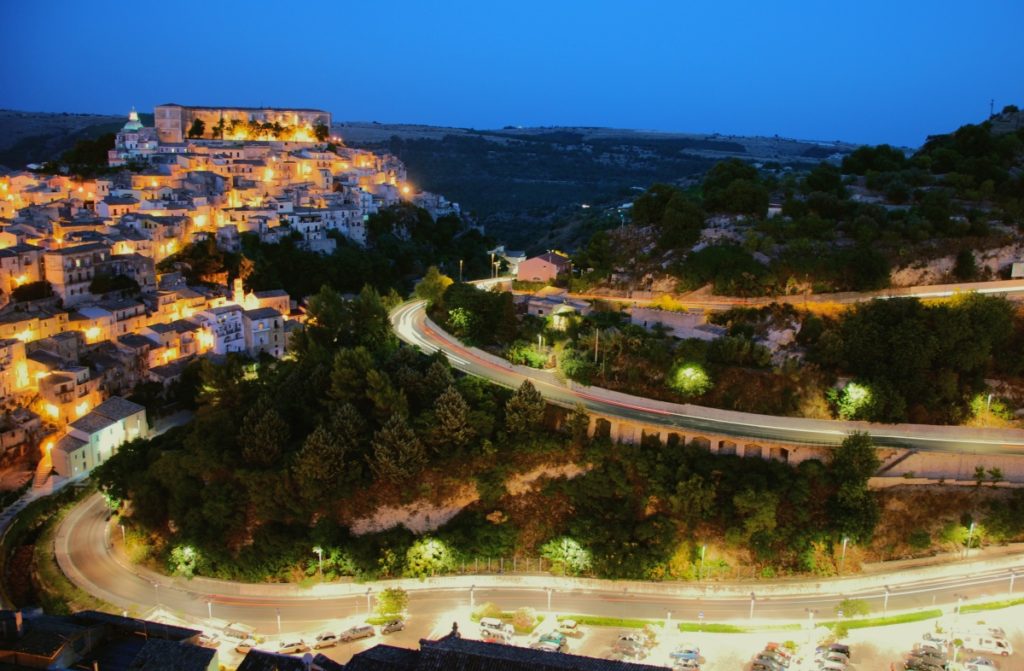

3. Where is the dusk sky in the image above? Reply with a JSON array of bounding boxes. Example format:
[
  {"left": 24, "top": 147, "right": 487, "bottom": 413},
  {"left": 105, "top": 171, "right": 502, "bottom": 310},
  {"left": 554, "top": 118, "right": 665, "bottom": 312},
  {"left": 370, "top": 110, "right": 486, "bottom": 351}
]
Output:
[{"left": 2, "top": 0, "right": 1022, "bottom": 147}]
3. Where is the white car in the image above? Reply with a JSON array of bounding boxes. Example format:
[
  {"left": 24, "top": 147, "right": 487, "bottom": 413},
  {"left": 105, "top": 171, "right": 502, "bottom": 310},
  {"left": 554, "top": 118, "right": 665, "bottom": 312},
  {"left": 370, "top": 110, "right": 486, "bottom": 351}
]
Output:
[
  {"left": 965, "top": 657, "right": 997, "bottom": 670},
  {"left": 235, "top": 638, "right": 258, "bottom": 654}
]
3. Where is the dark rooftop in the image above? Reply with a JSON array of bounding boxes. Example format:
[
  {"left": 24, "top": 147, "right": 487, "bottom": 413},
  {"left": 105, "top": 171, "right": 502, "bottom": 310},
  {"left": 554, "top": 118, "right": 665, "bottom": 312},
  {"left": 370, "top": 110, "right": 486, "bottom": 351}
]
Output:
[
  {"left": 237, "top": 649, "right": 344, "bottom": 671},
  {"left": 126, "top": 638, "right": 217, "bottom": 671}
]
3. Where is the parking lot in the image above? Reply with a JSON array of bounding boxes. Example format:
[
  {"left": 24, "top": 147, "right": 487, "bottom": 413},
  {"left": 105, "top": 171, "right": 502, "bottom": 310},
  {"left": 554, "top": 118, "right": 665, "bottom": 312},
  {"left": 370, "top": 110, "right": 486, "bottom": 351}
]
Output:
[{"left": 153, "top": 604, "right": 1024, "bottom": 670}]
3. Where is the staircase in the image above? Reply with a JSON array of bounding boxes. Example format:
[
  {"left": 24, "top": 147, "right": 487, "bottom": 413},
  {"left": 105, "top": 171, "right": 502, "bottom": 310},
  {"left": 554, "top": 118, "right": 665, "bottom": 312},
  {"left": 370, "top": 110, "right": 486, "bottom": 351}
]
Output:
[
  {"left": 33, "top": 451, "right": 53, "bottom": 489},
  {"left": 875, "top": 449, "right": 918, "bottom": 476}
]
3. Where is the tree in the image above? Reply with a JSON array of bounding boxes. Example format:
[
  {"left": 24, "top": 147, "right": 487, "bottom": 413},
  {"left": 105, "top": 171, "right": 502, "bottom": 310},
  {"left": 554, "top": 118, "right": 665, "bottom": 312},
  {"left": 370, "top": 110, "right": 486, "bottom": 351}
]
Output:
[
  {"left": 238, "top": 405, "right": 290, "bottom": 468},
  {"left": 668, "top": 474, "right": 716, "bottom": 530},
  {"left": 827, "top": 432, "right": 881, "bottom": 541},
  {"left": 314, "top": 121, "right": 330, "bottom": 142},
  {"left": 505, "top": 380, "right": 546, "bottom": 435},
  {"left": 329, "top": 347, "right": 374, "bottom": 406},
  {"left": 430, "top": 386, "right": 475, "bottom": 453},
  {"left": 414, "top": 266, "right": 453, "bottom": 309},
  {"left": 540, "top": 536, "right": 592, "bottom": 575},
  {"left": 370, "top": 414, "right": 426, "bottom": 483},
  {"left": 11, "top": 280, "right": 53, "bottom": 302},
  {"left": 366, "top": 369, "right": 409, "bottom": 423},
  {"left": 953, "top": 249, "right": 978, "bottom": 281},
  {"left": 292, "top": 423, "right": 347, "bottom": 493},
  {"left": 376, "top": 587, "right": 408, "bottom": 616},
  {"left": 405, "top": 537, "right": 456, "bottom": 577},
  {"left": 187, "top": 118, "right": 206, "bottom": 139},
  {"left": 211, "top": 117, "right": 226, "bottom": 139}
]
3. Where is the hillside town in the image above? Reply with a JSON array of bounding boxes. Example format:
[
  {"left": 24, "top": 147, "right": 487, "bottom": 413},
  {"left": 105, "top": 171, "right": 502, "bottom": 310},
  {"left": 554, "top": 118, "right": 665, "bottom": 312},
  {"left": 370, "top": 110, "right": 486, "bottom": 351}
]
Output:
[{"left": 0, "top": 104, "right": 458, "bottom": 487}]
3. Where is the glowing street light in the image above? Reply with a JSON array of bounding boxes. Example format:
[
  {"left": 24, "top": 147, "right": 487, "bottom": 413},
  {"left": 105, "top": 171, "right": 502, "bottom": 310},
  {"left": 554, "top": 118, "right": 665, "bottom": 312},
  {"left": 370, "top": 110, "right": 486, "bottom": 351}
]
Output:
[
  {"left": 964, "top": 521, "right": 976, "bottom": 559},
  {"left": 839, "top": 536, "right": 849, "bottom": 574},
  {"left": 313, "top": 546, "right": 323, "bottom": 577},
  {"left": 883, "top": 585, "right": 891, "bottom": 616}
]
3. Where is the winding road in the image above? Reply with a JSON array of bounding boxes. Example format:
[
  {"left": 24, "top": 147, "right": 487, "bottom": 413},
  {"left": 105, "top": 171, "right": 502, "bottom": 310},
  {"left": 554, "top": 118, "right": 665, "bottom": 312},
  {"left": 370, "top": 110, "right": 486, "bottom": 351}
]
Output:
[
  {"left": 56, "top": 493, "right": 1024, "bottom": 635},
  {"left": 389, "top": 299, "right": 1024, "bottom": 453}
]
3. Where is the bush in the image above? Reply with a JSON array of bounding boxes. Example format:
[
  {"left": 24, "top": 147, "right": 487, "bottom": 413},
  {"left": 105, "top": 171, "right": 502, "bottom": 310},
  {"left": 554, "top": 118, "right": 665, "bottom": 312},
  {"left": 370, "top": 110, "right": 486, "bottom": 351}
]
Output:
[
  {"left": 558, "top": 615, "right": 663, "bottom": 629},
  {"left": 511, "top": 607, "right": 538, "bottom": 634}
]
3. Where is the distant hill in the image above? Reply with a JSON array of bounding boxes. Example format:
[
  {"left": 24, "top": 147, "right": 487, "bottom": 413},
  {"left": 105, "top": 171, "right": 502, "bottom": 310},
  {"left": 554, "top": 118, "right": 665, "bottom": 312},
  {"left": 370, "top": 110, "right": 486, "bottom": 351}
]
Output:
[
  {"left": 0, "top": 109, "right": 153, "bottom": 170},
  {"left": 336, "top": 122, "right": 864, "bottom": 250}
]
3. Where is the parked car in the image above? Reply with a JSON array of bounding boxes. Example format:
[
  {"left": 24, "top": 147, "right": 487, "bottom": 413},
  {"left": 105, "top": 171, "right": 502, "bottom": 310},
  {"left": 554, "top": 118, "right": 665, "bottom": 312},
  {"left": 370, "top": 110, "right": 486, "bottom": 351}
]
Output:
[
  {"left": 557, "top": 619, "right": 585, "bottom": 638},
  {"left": 278, "top": 640, "right": 310, "bottom": 654},
  {"left": 314, "top": 632, "right": 339, "bottom": 649},
  {"left": 613, "top": 637, "right": 646, "bottom": 659},
  {"left": 223, "top": 622, "right": 257, "bottom": 640},
  {"left": 672, "top": 660, "right": 700, "bottom": 671},
  {"left": 752, "top": 655, "right": 785, "bottom": 671},
  {"left": 962, "top": 635, "right": 1012, "bottom": 656},
  {"left": 817, "top": 650, "right": 850, "bottom": 665},
  {"left": 816, "top": 660, "right": 847, "bottom": 671},
  {"left": 965, "top": 657, "right": 997, "bottom": 670},
  {"left": 234, "top": 638, "right": 258, "bottom": 654},
  {"left": 195, "top": 633, "right": 220, "bottom": 650},
  {"left": 480, "top": 617, "right": 513, "bottom": 633},
  {"left": 816, "top": 643, "right": 851, "bottom": 660},
  {"left": 381, "top": 619, "right": 406, "bottom": 634},
  {"left": 481, "top": 629, "right": 512, "bottom": 644},
  {"left": 760, "top": 649, "right": 790, "bottom": 667},
  {"left": 339, "top": 625, "right": 375, "bottom": 642},
  {"left": 531, "top": 640, "right": 567, "bottom": 653},
  {"left": 670, "top": 643, "right": 700, "bottom": 661}
]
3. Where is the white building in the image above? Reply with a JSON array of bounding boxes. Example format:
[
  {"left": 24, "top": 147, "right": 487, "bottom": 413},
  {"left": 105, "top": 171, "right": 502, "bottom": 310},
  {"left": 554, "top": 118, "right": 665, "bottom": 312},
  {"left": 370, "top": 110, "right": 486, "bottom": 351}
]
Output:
[
  {"left": 52, "top": 397, "right": 148, "bottom": 478},
  {"left": 192, "top": 305, "right": 245, "bottom": 355}
]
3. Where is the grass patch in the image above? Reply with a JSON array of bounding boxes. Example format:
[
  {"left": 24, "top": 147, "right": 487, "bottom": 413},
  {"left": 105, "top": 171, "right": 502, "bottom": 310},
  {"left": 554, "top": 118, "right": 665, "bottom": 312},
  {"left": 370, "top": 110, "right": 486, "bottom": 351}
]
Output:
[
  {"left": 678, "top": 622, "right": 747, "bottom": 633},
  {"left": 822, "top": 609, "right": 942, "bottom": 630},
  {"left": 557, "top": 614, "right": 663, "bottom": 629},
  {"left": 365, "top": 615, "right": 401, "bottom": 625},
  {"left": 960, "top": 597, "right": 1024, "bottom": 614},
  {"left": 1, "top": 483, "right": 111, "bottom": 614}
]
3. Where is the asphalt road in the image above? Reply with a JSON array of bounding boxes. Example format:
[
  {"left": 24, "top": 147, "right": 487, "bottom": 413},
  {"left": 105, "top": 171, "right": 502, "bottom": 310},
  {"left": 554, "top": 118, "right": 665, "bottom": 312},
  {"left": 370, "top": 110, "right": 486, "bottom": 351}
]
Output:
[
  {"left": 60, "top": 494, "right": 1024, "bottom": 635},
  {"left": 389, "top": 299, "right": 1024, "bottom": 453}
]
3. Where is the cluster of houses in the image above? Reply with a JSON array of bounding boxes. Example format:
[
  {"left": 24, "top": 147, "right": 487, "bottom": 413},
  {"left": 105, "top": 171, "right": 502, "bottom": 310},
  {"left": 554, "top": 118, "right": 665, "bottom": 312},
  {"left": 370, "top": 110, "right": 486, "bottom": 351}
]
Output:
[{"left": 0, "top": 104, "right": 462, "bottom": 483}]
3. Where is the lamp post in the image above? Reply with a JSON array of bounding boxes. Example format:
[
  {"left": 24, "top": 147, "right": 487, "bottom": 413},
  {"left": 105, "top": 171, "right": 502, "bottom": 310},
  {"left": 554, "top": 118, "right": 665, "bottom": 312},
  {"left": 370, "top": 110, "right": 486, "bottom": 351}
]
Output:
[
  {"left": 1010, "top": 570, "right": 1017, "bottom": 595},
  {"left": 459, "top": 259, "right": 463, "bottom": 283},
  {"left": 964, "top": 521, "right": 976, "bottom": 559},
  {"left": 207, "top": 601, "right": 212, "bottom": 620},
  {"left": 490, "top": 252, "right": 495, "bottom": 279},
  {"left": 839, "top": 536, "right": 849, "bottom": 575},
  {"left": 276, "top": 608, "right": 282, "bottom": 635},
  {"left": 699, "top": 544, "right": 706, "bottom": 581},
  {"left": 883, "top": 586, "right": 891, "bottom": 616},
  {"left": 749, "top": 592, "right": 756, "bottom": 619},
  {"left": 698, "top": 611, "right": 704, "bottom": 633},
  {"left": 470, "top": 584, "right": 475, "bottom": 610},
  {"left": 120, "top": 523, "right": 126, "bottom": 545},
  {"left": 152, "top": 582, "right": 160, "bottom": 607},
  {"left": 366, "top": 588, "right": 373, "bottom": 614},
  {"left": 313, "top": 546, "right": 323, "bottom": 577},
  {"left": 546, "top": 587, "right": 553, "bottom": 612}
]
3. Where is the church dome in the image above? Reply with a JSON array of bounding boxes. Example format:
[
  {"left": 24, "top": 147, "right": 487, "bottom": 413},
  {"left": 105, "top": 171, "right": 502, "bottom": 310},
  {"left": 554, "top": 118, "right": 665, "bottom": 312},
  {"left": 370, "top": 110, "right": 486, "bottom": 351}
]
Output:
[{"left": 122, "top": 106, "right": 144, "bottom": 132}]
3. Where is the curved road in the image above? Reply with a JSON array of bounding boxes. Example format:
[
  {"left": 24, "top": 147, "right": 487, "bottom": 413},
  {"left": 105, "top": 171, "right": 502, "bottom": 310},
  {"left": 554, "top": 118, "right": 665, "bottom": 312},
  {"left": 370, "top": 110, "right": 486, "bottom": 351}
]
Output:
[
  {"left": 59, "top": 493, "right": 1024, "bottom": 635},
  {"left": 390, "top": 299, "right": 1024, "bottom": 453}
]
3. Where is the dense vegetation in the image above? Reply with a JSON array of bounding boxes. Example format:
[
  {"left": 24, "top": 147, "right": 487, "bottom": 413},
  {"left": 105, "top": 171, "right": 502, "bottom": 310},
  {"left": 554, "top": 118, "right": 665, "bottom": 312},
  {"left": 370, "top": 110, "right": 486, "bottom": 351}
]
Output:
[
  {"left": 158, "top": 203, "right": 493, "bottom": 299},
  {"left": 95, "top": 282, "right": 891, "bottom": 581},
  {"left": 573, "top": 109, "right": 1024, "bottom": 296}
]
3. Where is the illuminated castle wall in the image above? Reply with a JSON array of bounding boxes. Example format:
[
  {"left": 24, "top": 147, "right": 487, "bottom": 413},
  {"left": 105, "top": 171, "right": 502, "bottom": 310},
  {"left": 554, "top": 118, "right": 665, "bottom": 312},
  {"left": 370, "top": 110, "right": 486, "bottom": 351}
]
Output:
[{"left": 155, "top": 104, "right": 332, "bottom": 143}]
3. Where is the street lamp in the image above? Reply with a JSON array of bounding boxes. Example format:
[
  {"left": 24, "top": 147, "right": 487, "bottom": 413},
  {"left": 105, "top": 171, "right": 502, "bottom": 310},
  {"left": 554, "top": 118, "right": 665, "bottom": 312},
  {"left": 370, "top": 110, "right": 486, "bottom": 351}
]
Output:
[
  {"left": 276, "top": 608, "right": 282, "bottom": 634},
  {"left": 546, "top": 587, "right": 553, "bottom": 611},
  {"left": 207, "top": 601, "right": 213, "bottom": 620},
  {"left": 152, "top": 582, "right": 160, "bottom": 607},
  {"left": 698, "top": 611, "right": 704, "bottom": 633},
  {"left": 490, "top": 251, "right": 495, "bottom": 279},
  {"left": 459, "top": 259, "right": 463, "bottom": 283},
  {"left": 1010, "top": 570, "right": 1017, "bottom": 595},
  {"left": 699, "top": 544, "right": 706, "bottom": 582},
  {"left": 470, "top": 584, "right": 475, "bottom": 609},
  {"left": 964, "top": 521, "right": 976, "bottom": 559},
  {"left": 883, "top": 585, "right": 891, "bottom": 616},
  {"left": 839, "top": 536, "right": 849, "bottom": 575},
  {"left": 366, "top": 588, "right": 373, "bottom": 614},
  {"left": 120, "top": 523, "right": 126, "bottom": 545},
  {"left": 313, "top": 546, "right": 323, "bottom": 577},
  {"left": 749, "top": 592, "right": 756, "bottom": 619}
]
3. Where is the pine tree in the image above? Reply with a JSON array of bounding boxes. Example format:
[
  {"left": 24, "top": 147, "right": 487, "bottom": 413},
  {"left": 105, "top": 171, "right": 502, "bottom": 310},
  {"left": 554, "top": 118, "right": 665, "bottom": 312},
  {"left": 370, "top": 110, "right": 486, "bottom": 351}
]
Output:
[
  {"left": 366, "top": 369, "right": 409, "bottom": 423},
  {"left": 431, "top": 385, "right": 474, "bottom": 453},
  {"left": 239, "top": 406, "right": 290, "bottom": 467},
  {"left": 329, "top": 347, "right": 374, "bottom": 406},
  {"left": 292, "top": 424, "right": 345, "bottom": 492},
  {"left": 370, "top": 414, "right": 426, "bottom": 483},
  {"left": 505, "top": 380, "right": 546, "bottom": 435}
]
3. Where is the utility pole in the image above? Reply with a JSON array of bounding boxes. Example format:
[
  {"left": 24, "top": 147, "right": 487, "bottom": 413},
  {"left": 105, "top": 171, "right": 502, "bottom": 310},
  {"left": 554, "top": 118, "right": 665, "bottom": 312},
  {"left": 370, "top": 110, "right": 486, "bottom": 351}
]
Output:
[{"left": 593, "top": 328, "right": 600, "bottom": 363}]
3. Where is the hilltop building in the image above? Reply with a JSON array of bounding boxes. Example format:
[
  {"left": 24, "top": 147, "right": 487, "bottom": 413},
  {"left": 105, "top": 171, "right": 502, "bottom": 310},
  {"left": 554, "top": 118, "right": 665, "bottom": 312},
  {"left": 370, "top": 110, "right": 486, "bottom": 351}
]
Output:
[{"left": 155, "top": 104, "right": 332, "bottom": 143}]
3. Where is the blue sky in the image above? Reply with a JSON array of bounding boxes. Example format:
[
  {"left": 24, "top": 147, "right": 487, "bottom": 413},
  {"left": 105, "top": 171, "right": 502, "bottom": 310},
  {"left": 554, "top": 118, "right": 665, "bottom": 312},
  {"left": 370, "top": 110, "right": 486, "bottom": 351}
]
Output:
[{"left": 2, "top": 0, "right": 1021, "bottom": 147}]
